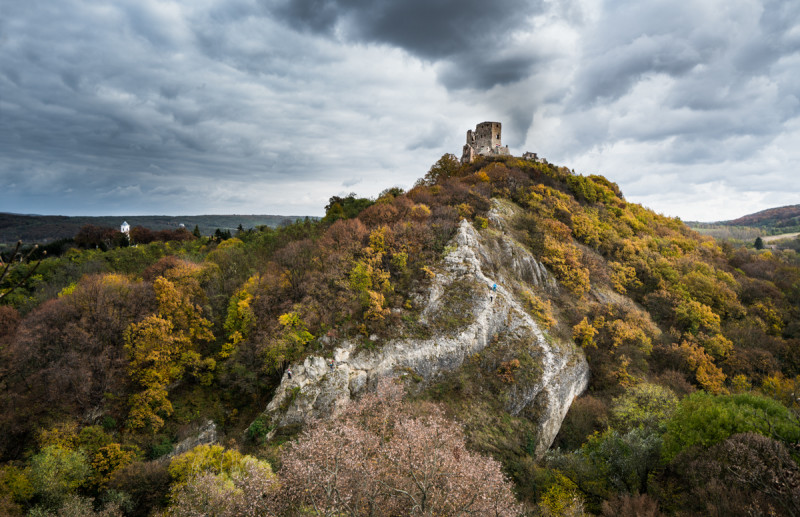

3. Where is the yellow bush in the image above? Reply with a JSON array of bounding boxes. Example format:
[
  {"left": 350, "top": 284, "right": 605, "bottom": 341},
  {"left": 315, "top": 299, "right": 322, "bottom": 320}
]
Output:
[{"left": 573, "top": 318, "right": 598, "bottom": 348}]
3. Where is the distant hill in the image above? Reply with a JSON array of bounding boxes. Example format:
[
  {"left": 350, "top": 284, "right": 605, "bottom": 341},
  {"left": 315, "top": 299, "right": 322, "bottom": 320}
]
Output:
[
  {"left": 721, "top": 204, "right": 800, "bottom": 228},
  {"left": 0, "top": 213, "right": 311, "bottom": 246},
  {"left": 688, "top": 204, "right": 800, "bottom": 242}
]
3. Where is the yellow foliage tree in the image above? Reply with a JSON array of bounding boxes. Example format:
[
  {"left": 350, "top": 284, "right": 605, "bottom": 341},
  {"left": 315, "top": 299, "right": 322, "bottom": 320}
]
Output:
[
  {"left": 222, "top": 274, "right": 260, "bottom": 359},
  {"left": 167, "top": 444, "right": 274, "bottom": 489},
  {"left": 90, "top": 443, "right": 135, "bottom": 489},
  {"left": 124, "top": 272, "right": 214, "bottom": 432},
  {"left": 263, "top": 311, "right": 314, "bottom": 373},
  {"left": 573, "top": 318, "right": 598, "bottom": 348},
  {"left": 679, "top": 340, "right": 727, "bottom": 394}
]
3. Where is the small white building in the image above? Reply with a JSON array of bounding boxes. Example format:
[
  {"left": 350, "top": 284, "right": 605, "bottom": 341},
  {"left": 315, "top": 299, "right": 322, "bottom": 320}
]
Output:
[{"left": 120, "top": 221, "right": 130, "bottom": 235}]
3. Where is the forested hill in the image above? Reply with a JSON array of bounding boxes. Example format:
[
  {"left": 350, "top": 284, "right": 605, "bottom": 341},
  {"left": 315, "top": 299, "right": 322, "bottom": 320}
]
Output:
[
  {"left": 1, "top": 154, "right": 799, "bottom": 516},
  {"left": 722, "top": 204, "right": 800, "bottom": 228},
  {"left": 0, "top": 213, "right": 308, "bottom": 246}
]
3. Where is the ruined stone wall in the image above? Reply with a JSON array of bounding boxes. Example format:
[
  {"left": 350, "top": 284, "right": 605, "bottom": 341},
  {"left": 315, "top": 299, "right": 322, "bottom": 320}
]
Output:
[
  {"left": 475, "top": 122, "right": 502, "bottom": 151},
  {"left": 461, "top": 121, "right": 510, "bottom": 163}
]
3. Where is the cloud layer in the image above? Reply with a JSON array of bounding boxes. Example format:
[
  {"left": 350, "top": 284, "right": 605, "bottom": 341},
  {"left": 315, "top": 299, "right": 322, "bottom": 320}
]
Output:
[{"left": 1, "top": 0, "right": 798, "bottom": 220}]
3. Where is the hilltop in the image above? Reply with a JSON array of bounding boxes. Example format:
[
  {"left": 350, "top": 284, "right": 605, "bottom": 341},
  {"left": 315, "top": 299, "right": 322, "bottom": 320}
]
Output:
[{"left": 1, "top": 153, "right": 799, "bottom": 516}]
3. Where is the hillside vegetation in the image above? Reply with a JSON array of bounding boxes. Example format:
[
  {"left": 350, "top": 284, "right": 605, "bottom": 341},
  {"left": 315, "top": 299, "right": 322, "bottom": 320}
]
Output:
[{"left": 1, "top": 154, "right": 799, "bottom": 516}]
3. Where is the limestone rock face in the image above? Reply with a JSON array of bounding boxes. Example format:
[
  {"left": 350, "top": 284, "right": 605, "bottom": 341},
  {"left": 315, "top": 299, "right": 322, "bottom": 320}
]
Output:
[
  {"left": 261, "top": 204, "right": 589, "bottom": 457},
  {"left": 168, "top": 419, "right": 217, "bottom": 459}
]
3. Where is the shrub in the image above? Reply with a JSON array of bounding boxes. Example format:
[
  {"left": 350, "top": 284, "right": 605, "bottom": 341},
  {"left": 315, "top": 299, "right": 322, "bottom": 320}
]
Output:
[{"left": 662, "top": 392, "right": 800, "bottom": 461}]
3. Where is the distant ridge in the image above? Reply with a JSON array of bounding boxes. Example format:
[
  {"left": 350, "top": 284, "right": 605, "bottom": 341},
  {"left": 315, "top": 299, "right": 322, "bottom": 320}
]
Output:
[
  {"left": 721, "top": 204, "right": 800, "bottom": 228},
  {"left": 0, "top": 213, "right": 313, "bottom": 246}
]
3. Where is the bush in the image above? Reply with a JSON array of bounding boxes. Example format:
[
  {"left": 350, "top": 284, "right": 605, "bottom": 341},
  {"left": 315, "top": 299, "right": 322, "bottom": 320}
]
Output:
[
  {"left": 29, "top": 446, "right": 90, "bottom": 508},
  {"left": 662, "top": 391, "right": 800, "bottom": 461}
]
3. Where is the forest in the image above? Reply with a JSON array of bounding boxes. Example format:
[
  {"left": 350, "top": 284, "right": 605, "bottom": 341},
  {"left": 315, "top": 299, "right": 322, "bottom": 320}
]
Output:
[{"left": 1, "top": 154, "right": 799, "bottom": 516}]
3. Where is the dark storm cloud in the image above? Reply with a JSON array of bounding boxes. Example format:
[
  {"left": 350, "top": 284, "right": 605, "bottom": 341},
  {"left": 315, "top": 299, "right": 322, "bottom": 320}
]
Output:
[
  {"left": 0, "top": 0, "right": 359, "bottom": 216},
  {"left": 269, "top": 0, "right": 544, "bottom": 89}
]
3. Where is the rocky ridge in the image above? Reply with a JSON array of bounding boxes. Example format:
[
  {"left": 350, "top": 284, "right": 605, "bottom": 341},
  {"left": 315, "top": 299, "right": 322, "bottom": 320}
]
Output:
[{"left": 262, "top": 200, "right": 590, "bottom": 456}]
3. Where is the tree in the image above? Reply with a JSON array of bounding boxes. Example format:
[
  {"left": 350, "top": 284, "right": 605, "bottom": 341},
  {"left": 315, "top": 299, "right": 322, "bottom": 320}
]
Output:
[
  {"left": 0, "top": 274, "right": 154, "bottom": 457},
  {"left": 668, "top": 433, "right": 800, "bottom": 516},
  {"left": 28, "top": 494, "right": 123, "bottom": 517},
  {"left": 163, "top": 445, "right": 279, "bottom": 517},
  {"left": 418, "top": 153, "right": 462, "bottom": 186},
  {"left": 755, "top": 236, "right": 765, "bottom": 250},
  {"left": 280, "top": 379, "right": 522, "bottom": 516},
  {"left": 662, "top": 391, "right": 800, "bottom": 461},
  {"left": 610, "top": 383, "right": 677, "bottom": 432},
  {"left": 28, "top": 446, "right": 91, "bottom": 508},
  {"left": 262, "top": 311, "right": 313, "bottom": 373},
  {"left": 0, "top": 241, "right": 43, "bottom": 301},
  {"left": 124, "top": 268, "right": 214, "bottom": 431},
  {"left": 323, "top": 194, "right": 374, "bottom": 223}
]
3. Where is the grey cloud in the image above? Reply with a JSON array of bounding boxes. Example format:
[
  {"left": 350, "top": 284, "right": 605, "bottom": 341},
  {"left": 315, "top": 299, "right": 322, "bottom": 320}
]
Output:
[
  {"left": 406, "top": 120, "right": 453, "bottom": 151},
  {"left": 573, "top": 34, "right": 717, "bottom": 107},
  {"left": 269, "top": 0, "right": 543, "bottom": 89}
]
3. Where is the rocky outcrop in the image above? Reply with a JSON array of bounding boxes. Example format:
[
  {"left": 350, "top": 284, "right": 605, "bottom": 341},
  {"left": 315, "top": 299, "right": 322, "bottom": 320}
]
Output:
[
  {"left": 167, "top": 419, "right": 217, "bottom": 459},
  {"left": 261, "top": 202, "right": 589, "bottom": 456}
]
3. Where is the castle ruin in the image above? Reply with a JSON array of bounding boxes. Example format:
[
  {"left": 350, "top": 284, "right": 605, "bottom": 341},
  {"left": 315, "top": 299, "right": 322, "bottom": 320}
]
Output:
[{"left": 461, "top": 121, "right": 510, "bottom": 164}]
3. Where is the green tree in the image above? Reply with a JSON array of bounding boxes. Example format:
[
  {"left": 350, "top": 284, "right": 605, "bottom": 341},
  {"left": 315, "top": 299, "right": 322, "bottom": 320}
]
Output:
[
  {"left": 754, "top": 236, "right": 764, "bottom": 250},
  {"left": 418, "top": 153, "right": 462, "bottom": 186},
  {"left": 611, "top": 383, "right": 677, "bottom": 432},
  {"left": 322, "top": 194, "right": 374, "bottom": 223},
  {"left": 28, "top": 446, "right": 90, "bottom": 508},
  {"left": 662, "top": 391, "right": 800, "bottom": 461}
]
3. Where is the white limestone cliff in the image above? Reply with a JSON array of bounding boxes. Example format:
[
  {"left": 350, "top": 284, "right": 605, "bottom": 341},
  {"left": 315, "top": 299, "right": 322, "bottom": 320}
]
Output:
[{"left": 261, "top": 200, "right": 590, "bottom": 456}]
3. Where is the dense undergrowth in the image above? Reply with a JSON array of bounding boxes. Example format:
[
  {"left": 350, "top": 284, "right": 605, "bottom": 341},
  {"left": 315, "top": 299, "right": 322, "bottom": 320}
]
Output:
[{"left": 1, "top": 153, "right": 799, "bottom": 515}]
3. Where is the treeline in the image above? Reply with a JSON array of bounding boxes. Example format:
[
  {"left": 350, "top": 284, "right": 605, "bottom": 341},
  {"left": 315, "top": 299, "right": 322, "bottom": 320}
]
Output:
[
  {"left": 0, "top": 213, "right": 305, "bottom": 247},
  {"left": 0, "top": 153, "right": 799, "bottom": 515}
]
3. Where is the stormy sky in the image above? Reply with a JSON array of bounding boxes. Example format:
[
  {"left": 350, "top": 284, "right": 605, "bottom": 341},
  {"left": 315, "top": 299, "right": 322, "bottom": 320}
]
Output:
[{"left": 1, "top": 0, "right": 798, "bottom": 221}]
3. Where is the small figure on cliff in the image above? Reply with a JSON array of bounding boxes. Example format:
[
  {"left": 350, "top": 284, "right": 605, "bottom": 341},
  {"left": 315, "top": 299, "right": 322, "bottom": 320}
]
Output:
[
  {"left": 489, "top": 282, "right": 497, "bottom": 301},
  {"left": 328, "top": 360, "right": 335, "bottom": 371},
  {"left": 287, "top": 368, "right": 293, "bottom": 380}
]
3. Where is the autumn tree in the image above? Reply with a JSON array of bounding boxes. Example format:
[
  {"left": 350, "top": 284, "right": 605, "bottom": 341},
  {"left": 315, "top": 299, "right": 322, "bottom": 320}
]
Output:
[
  {"left": 0, "top": 274, "right": 154, "bottom": 457},
  {"left": 162, "top": 444, "right": 279, "bottom": 517},
  {"left": 262, "top": 311, "right": 313, "bottom": 374},
  {"left": 417, "top": 153, "right": 462, "bottom": 186},
  {"left": 666, "top": 433, "right": 800, "bottom": 516},
  {"left": 280, "top": 379, "right": 522, "bottom": 516},
  {"left": 124, "top": 263, "right": 215, "bottom": 432}
]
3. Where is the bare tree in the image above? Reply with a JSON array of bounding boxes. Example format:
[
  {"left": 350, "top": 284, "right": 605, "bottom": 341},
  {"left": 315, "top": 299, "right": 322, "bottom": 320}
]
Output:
[{"left": 280, "top": 379, "right": 522, "bottom": 516}]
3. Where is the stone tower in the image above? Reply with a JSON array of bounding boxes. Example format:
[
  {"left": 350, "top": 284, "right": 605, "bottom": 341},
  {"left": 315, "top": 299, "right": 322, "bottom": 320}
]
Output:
[{"left": 461, "top": 121, "right": 510, "bottom": 163}]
